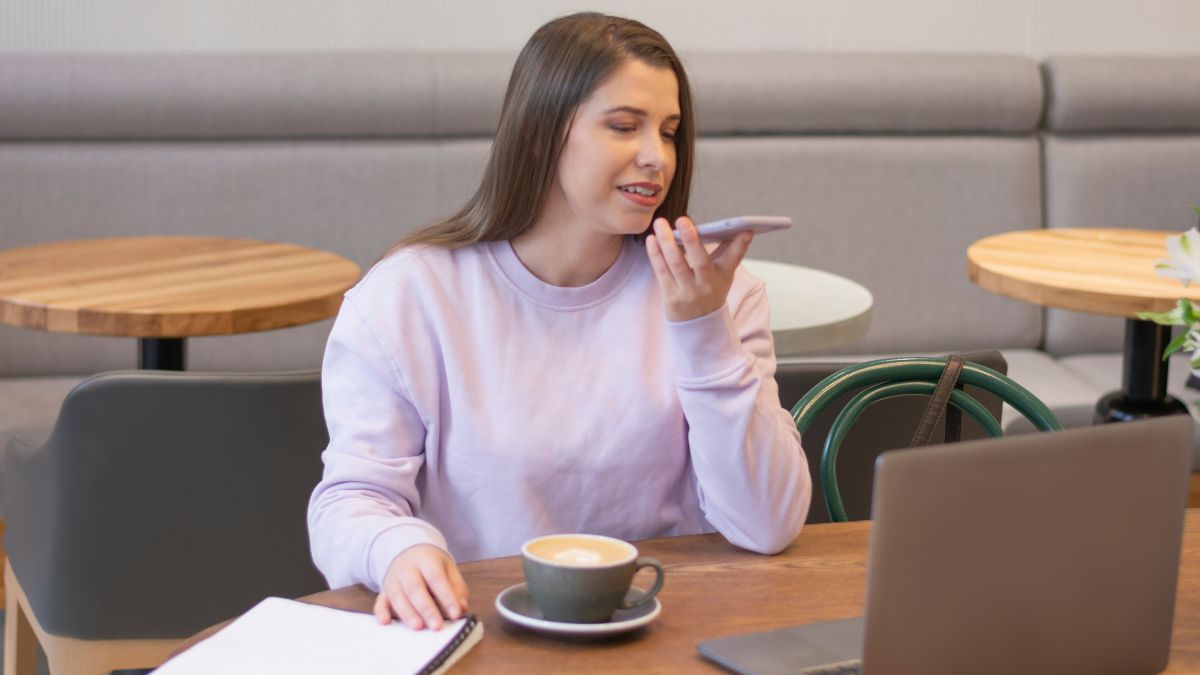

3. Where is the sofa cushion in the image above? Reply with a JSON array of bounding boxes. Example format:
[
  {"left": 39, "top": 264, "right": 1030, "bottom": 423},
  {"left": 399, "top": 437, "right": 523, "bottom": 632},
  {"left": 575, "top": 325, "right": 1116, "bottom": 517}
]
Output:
[
  {"left": 1002, "top": 349, "right": 1199, "bottom": 429},
  {"left": 999, "top": 348, "right": 1101, "bottom": 423},
  {"left": 1059, "top": 352, "right": 1199, "bottom": 397},
  {"left": 1005, "top": 350, "right": 1200, "bottom": 470},
  {"left": 688, "top": 52, "right": 1042, "bottom": 134},
  {"left": 1041, "top": 55, "right": 1200, "bottom": 358},
  {"left": 695, "top": 136, "right": 1043, "bottom": 355},
  {"left": 0, "top": 52, "right": 514, "bottom": 140},
  {"left": 1044, "top": 56, "right": 1200, "bottom": 133},
  {"left": 0, "top": 52, "right": 1043, "bottom": 141},
  {"left": 0, "top": 136, "right": 493, "bottom": 375},
  {"left": 1041, "top": 135, "right": 1200, "bottom": 356}
]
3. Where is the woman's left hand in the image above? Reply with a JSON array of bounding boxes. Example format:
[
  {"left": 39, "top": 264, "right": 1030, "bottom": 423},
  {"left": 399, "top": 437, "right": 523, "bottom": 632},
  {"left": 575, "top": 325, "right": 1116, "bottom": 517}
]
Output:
[{"left": 646, "top": 216, "right": 753, "bottom": 322}]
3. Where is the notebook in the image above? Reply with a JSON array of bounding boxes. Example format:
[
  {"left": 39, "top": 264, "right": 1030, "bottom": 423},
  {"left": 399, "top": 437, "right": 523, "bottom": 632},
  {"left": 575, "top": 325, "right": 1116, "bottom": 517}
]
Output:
[
  {"left": 154, "top": 597, "right": 483, "bottom": 675},
  {"left": 698, "top": 415, "right": 1193, "bottom": 675}
]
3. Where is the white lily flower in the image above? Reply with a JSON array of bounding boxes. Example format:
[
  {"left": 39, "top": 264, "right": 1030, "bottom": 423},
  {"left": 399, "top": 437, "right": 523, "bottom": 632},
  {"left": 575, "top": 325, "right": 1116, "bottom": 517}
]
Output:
[{"left": 1155, "top": 227, "right": 1200, "bottom": 286}]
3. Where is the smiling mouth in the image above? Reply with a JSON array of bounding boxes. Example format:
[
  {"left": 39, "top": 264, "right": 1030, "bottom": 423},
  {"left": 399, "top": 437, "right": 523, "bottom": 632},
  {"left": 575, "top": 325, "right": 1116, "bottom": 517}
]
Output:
[
  {"left": 617, "top": 186, "right": 660, "bottom": 208},
  {"left": 618, "top": 185, "right": 659, "bottom": 197}
]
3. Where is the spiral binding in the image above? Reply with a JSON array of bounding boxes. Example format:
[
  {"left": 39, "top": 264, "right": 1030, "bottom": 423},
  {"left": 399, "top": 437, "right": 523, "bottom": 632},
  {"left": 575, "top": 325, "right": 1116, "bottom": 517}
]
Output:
[{"left": 417, "top": 614, "right": 480, "bottom": 675}]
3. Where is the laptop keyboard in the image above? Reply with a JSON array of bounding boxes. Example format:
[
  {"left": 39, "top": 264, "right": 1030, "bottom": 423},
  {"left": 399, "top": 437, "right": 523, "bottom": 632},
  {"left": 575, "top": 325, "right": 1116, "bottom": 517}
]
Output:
[{"left": 803, "top": 660, "right": 862, "bottom": 675}]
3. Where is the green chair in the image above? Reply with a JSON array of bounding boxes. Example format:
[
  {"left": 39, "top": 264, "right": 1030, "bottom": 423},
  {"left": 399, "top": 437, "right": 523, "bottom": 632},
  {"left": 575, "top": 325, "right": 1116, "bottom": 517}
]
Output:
[{"left": 792, "top": 356, "right": 1062, "bottom": 522}]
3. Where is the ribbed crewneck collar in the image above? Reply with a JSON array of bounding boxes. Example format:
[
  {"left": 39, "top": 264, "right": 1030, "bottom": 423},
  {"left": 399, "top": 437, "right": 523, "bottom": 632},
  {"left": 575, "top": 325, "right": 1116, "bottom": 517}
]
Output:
[{"left": 487, "top": 237, "right": 639, "bottom": 310}]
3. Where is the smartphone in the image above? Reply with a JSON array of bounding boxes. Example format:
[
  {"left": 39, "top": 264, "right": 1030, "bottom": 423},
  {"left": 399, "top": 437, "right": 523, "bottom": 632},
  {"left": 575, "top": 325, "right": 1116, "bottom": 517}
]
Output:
[{"left": 673, "top": 216, "right": 792, "bottom": 243}]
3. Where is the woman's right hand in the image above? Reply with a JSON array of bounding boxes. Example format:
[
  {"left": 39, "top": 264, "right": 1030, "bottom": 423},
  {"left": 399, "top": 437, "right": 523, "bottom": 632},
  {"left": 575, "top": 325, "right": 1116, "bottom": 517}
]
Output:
[{"left": 374, "top": 544, "right": 470, "bottom": 630}]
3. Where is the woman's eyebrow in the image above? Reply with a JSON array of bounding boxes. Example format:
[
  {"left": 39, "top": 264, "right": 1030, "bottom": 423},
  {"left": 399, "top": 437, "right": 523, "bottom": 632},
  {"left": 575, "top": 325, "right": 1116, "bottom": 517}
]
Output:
[{"left": 603, "top": 105, "right": 682, "bottom": 122}]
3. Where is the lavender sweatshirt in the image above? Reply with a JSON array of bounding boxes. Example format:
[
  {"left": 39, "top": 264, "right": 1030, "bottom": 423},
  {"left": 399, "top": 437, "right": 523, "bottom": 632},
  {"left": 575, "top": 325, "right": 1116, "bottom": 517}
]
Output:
[{"left": 307, "top": 237, "right": 811, "bottom": 590}]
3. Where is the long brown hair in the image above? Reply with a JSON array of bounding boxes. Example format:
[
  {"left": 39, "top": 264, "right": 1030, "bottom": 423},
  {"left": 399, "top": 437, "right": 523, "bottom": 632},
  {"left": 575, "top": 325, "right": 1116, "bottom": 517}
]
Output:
[{"left": 391, "top": 12, "right": 694, "bottom": 251}]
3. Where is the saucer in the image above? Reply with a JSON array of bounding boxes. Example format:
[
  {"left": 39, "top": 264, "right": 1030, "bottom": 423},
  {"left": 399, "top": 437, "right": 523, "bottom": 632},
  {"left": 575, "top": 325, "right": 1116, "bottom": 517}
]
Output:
[{"left": 494, "top": 583, "right": 661, "bottom": 638}]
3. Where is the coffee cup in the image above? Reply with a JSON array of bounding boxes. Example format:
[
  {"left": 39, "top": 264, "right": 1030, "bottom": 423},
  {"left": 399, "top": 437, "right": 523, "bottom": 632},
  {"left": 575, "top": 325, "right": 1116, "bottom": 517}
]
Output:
[{"left": 521, "top": 533, "right": 665, "bottom": 624}]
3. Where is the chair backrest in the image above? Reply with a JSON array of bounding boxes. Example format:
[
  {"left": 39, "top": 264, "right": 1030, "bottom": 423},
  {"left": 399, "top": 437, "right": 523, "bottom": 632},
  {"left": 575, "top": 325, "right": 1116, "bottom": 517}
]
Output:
[
  {"left": 775, "top": 351, "right": 1010, "bottom": 523},
  {"left": 3, "top": 370, "right": 328, "bottom": 639},
  {"left": 788, "top": 355, "right": 1061, "bottom": 522}
]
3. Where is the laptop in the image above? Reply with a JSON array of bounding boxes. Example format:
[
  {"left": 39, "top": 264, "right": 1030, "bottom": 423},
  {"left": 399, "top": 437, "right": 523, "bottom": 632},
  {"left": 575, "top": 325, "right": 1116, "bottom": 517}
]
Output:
[{"left": 698, "top": 415, "right": 1194, "bottom": 675}]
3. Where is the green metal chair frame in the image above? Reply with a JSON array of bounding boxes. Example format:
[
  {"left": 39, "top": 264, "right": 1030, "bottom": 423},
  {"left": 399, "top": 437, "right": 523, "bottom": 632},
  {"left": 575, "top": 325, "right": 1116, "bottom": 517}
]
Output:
[{"left": 791, "top": 357, "right": 1063, "bottom": 522}]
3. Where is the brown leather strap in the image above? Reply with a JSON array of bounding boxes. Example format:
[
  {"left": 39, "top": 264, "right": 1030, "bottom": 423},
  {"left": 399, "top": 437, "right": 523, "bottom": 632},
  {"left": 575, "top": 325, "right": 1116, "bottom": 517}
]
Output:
[{"left": 910, "top": 355, "right": 966, "bottom": 448}]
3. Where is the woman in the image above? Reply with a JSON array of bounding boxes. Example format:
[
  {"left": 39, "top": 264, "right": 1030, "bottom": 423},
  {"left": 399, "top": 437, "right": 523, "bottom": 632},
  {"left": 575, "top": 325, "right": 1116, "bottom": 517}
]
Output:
[{"left": 307, "top": 12, "right": 811, "bottom": 631}]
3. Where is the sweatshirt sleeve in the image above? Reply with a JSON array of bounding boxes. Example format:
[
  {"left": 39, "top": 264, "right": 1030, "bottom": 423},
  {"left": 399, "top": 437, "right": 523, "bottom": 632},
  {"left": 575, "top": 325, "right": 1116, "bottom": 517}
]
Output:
[
  {"left": 665, "top": 277, "right": 811, "bottom": 554},
  {"left": 307, "top": 295, "right": 450, "bottom": 591}
]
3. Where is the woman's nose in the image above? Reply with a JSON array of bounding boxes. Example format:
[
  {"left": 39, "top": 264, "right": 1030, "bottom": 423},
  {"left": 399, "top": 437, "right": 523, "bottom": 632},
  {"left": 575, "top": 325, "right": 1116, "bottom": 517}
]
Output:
[{"left": 637, "top": 135, "right": 668, "bottom": 170}]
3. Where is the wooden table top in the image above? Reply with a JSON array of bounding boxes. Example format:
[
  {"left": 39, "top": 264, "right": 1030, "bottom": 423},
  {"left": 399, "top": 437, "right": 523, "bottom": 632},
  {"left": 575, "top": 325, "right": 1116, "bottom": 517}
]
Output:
[
  {"left": 967, "top": 228, "right": 1200, "bottom": 318},
  {"left": 174, "top": 510, "right": 1200, "bottom": 673},
  {"left": 0, "top": 237, "right": 361, "bottom": 337}
]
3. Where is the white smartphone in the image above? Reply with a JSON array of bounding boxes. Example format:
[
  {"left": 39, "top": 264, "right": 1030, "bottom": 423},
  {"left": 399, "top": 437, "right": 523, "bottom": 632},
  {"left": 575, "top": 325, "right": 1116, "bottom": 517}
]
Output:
[{"left": 673, "top": 216, "right": 793, "bottom": 243}]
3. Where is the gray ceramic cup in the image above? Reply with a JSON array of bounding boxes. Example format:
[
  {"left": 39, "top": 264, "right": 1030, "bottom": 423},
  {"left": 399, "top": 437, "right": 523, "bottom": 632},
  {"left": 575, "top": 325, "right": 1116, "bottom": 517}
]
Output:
[{"left": 521, "top": 533, "right": 665, "bottom": 624}]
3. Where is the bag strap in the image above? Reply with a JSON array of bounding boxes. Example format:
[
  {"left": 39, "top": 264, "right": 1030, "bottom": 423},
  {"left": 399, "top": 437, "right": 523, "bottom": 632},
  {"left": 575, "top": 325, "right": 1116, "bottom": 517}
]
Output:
[{"left": 909, "top": 354, "right": 966, "bottom": 448}]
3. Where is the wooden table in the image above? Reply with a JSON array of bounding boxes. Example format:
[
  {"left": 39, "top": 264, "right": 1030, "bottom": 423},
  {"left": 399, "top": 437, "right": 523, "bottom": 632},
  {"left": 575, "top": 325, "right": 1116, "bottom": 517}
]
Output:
[
  {"left": 174, "top": 510, "right": 1200, "bottom": 673},
  {"left": 0, "top": 237, "right": 361, "bottom": 370},
  {"left": 968, "top": 228, "right": 1198, "bottom": 423},
  {"left": 742, "top": 259, "right": 873, "bottom": 356}
]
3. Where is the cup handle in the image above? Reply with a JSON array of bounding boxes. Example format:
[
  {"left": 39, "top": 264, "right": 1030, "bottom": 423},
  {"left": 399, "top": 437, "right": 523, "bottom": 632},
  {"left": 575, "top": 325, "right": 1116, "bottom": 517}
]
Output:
[{"left": 619, "top": 557, "right": 665, "bottom": 610}]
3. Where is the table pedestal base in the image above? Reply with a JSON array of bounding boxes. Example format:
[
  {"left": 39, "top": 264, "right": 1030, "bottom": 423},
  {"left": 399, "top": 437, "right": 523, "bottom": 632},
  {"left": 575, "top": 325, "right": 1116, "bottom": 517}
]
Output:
[
  {"left": 1093, "top": 319, "right": 1190, "bottom": 424},
  {"left": 1094, "top": 391, "right": 1188, "bottom": 423},
  {"left": 138, "top": 338, "right": 186, "bottom": 371}
]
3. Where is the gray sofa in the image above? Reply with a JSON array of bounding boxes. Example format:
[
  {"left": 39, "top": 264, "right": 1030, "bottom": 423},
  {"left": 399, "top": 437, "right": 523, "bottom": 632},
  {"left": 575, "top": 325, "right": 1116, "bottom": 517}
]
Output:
[{"left": 2, "top": 52, "right": 1200, "bottom": 464}]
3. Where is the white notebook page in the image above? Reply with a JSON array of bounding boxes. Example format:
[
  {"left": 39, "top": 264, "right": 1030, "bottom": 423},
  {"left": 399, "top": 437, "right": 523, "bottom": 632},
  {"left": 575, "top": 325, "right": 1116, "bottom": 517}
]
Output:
[{"left": 155, "top": 597, "right": 473, "bottom": 675}]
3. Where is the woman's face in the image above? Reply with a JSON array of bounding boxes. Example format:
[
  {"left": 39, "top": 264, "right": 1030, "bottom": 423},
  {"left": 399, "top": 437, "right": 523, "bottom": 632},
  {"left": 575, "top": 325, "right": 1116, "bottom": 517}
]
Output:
[{"left": 544, "top": 59, "right": 680, "bottom": 239}]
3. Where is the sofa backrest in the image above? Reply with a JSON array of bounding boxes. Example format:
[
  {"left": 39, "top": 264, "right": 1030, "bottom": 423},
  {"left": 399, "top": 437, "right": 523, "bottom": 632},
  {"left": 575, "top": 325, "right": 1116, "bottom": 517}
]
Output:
[
  {"left": 0, "top": 51, "right": 1050, "bottom": 376},
  {"left": 0, "top": 54, "right": 509, "bottom": 375},
  {"left": 1041, "top": 56, "right": 1200, "bottom": 356},
  {"left": 684, "top": 53, "right": 1044, "bottom": 356}
]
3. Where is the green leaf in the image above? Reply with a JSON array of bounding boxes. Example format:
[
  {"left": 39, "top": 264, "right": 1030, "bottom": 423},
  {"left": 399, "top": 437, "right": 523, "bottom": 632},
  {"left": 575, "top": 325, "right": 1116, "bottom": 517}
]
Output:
[
  {"left": 1163, "top": 331, "right": 1189, "bottom": 360},
  {"left": 1190, "top": 352, "right": 1200, "bottom": 370},
  {"left": 1136, "top": 312, "right": 1183, "bottom": 325},
  {"left": 1137, "top": 305, "right": 1187, "bottom": 325},
  {"left": 1182, "top": 232, "right": 1193, "bottom": 256},
  {"left": 1180, "top": 298, "right": 1199, "bottom": 324}
]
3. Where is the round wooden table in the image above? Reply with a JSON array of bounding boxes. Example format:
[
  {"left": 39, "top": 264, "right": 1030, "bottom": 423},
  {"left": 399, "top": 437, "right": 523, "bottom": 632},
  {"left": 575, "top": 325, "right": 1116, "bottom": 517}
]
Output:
[
  {"left": 742, "top": 259, "right": 873, "bottom": 355},
  {"left": 968, "top": 228, "right": 1198, "bottom": 422},
  {"left": 0, "top": 237, "right": 361, "bottom": 370}
]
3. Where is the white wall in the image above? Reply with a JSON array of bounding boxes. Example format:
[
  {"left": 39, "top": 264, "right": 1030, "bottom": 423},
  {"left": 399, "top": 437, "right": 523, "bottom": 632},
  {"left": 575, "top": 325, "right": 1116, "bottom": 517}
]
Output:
[{"left": 0, "top": 0, "right": 1197, "bottom": 55}]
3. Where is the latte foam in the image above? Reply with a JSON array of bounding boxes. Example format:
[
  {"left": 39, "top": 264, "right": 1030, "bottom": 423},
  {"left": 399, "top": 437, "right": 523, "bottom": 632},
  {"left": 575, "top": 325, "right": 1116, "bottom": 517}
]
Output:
[
  {"left": 552, "top": 547, "right": 605, "bottom": 565},
  {"left": 525, "top": 535, "right": 634, "bottom": 566}
]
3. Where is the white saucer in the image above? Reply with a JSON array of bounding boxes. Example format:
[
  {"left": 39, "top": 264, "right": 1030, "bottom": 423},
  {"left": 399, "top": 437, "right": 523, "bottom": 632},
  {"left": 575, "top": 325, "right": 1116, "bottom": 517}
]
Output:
[{"left": 494, "top": 583, "right": 661, "bottom": 638}]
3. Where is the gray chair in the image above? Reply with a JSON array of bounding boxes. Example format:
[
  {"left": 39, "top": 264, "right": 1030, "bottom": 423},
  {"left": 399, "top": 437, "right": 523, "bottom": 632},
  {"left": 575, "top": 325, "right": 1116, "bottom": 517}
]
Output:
[
  {"left": 774, "top": 351, "right": 1008, "bottom": 523},
  {"left": 2, "top": 370, "right": 328, "bottom": 675}
]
